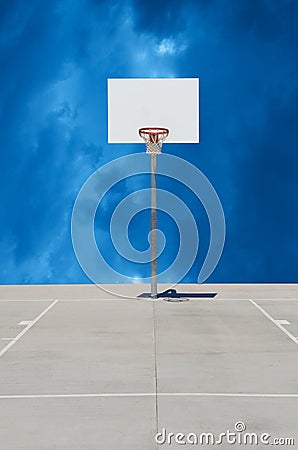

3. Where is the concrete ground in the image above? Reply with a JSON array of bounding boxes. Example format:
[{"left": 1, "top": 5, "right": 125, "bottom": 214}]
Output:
[{"left": 0, "top": 283, "right": 297, "bottom": 449}]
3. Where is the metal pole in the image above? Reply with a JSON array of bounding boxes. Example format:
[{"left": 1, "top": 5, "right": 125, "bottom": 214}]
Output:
[{"left": 150, "top": 153, "right": 158, "bottom": 299}]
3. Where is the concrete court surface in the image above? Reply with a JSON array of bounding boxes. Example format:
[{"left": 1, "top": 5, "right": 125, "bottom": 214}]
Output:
[{"left": 0, "top": 284, "right": 297, "bottom": 449}]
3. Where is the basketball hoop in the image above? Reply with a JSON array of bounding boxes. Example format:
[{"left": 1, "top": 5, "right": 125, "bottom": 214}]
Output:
[{"left": 139, "top": 127, "right": 169, "bottom": 154}]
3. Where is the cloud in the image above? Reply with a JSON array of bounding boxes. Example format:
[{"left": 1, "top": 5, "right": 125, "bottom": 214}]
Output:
[{"left": 155, "top": 38, "right": 187, "bottom": 56}]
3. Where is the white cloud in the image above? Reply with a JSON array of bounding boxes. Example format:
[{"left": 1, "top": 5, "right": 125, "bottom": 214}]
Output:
[{"left": 155, "top": 38, "right": 187, "bottom": 56}]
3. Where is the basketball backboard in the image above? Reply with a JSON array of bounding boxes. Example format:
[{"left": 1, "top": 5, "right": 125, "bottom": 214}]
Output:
[{"left": 107, "top": 78, "right": 199, "bottom": 144}]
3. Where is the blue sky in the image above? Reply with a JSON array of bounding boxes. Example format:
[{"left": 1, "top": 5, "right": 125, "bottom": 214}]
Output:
[{"left": 0, "top": 0, "right": 297, "bottom": 284}]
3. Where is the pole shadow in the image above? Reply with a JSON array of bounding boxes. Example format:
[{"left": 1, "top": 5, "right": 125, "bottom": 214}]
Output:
[{"left": 138, "top": 289, "right": 217, "bottom": 299}]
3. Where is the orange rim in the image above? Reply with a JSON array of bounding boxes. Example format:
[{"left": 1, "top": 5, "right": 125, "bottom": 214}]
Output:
[{"left": 139, "top": 127, "right": 169, "bottom": 143}]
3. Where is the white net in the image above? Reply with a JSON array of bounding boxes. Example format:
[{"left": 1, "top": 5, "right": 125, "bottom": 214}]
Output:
[
  {"left": 145, "top": 141, "right": 163, "bottom": 154},
  {"left": 139, "top": 127, "right": 169, "bottom": 154}
]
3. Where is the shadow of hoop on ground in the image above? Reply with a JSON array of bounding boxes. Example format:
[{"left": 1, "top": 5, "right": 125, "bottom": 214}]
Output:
[{"left": 137, "top": 289, "right": 217, "bottom": 299}]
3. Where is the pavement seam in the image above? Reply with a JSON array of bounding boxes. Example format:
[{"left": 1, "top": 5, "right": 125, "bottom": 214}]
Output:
[{"left": 152, "top": 301, "right": 159, "bottom": 450}]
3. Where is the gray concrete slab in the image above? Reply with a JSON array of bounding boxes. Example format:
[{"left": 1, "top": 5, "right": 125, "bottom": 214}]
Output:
[
  {"left": 157, "top": 396, "right": 298, "bottom": 449},
  {"left": 0, "top": 397, "right": 156, "bottom": 450},
  {"left": 154, "top": 300, "right": 298, "bottom": 394},
  {"left": 0, "top": 300, "right": 155, "bottom": 395}
]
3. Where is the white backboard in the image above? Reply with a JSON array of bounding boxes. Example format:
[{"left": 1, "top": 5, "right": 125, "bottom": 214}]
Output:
[{"left": 108, "top": 78, "right": 199, "bottom": 144}]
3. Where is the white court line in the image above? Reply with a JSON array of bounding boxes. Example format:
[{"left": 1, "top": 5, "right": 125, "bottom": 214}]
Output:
[
  {"left": 0, "top": 298, "right": 278, "bottom": 302},
  {"left": 0, "top": 392, "right": 298, "bottom": 399},
  {"left": 249, "top": 299, "right": 298, "bottom": 345},
  {"left": 0, "top": 299, "right": 56, "bottom": 302},
  {"left": 247, "top": 299, "right": 298, "bottom": 303},
  {"left": 275, "top": 319, "right": 291, "bottom": 326},
  {"left": 18, "top": 320, "right": 33, "bottom": 326},
  {"left": 0, "top": 298, "right": 298, "bottom": 302},
  {"left": 32, "top": 298, "right": 298, "bottom": 302},
  {"left": 0, "top": 298, "right": 137, "bottom": 302},
  {"left": 0, "top": 300, "right": 59, "bottom": 359}
]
